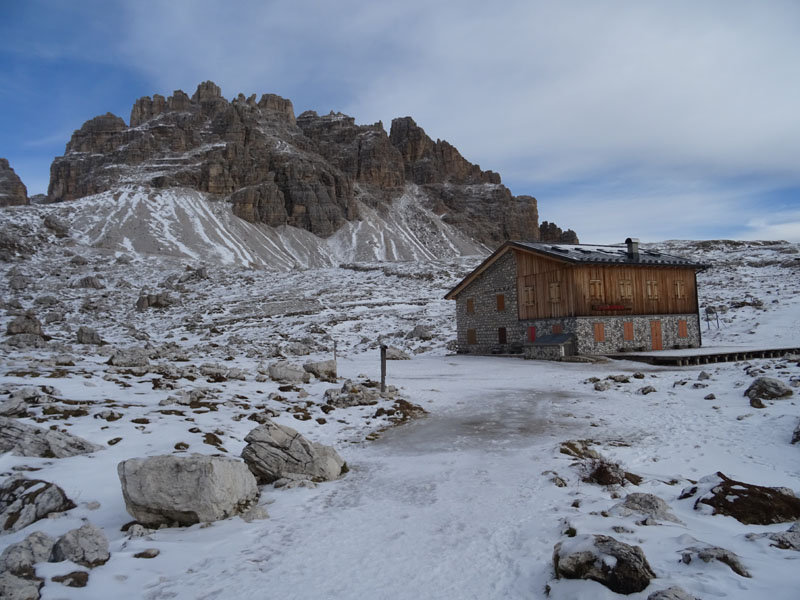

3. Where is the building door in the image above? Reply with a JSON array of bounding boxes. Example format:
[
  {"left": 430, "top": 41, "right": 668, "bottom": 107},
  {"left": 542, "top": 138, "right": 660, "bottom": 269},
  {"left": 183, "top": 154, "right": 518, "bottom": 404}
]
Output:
[{"left": 650, "top": 320, "right": 663, "bottom": 350}]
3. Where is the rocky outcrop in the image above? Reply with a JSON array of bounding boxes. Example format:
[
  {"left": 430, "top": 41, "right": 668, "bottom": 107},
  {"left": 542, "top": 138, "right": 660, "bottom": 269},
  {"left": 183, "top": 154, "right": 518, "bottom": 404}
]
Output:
[
  {"left": 553, "top": 534, "right": 655, "bottom": 594},
  {"left": 0, "top": 417, "right": 102, "bottom": 458},
  {"left": 0, "top": 476, "right": 76, "bottom": 534},
  {"left": 0, "top": 159, "right": 29, "bottom": 207},
  {"left": 241, "top": 420, "right": 345, "bottom": 485},
  {"left": 47, "top": 81, "right": 577, "bottom": 245},
  {"left": 50, "top": 523, "right": 110, "bottom": 568},
  {"left": 117, "top": 454, "right": 263, "bottom": 526}
]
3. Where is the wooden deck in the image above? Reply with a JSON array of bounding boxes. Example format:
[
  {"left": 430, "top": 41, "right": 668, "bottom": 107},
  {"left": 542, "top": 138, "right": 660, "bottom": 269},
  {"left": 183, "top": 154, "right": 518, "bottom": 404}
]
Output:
[{"left": 605, "top": 346, "right": 800, "bottom": 366}]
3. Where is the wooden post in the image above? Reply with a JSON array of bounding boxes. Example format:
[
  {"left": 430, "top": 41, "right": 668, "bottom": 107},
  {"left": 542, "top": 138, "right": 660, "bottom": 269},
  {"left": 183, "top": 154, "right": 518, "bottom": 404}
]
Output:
[
  {"left": 333, "top": 340, "right": 337, "bottom": 362},
  {"left": 380, "top": 344, "right": 387, "bottom": 393}
]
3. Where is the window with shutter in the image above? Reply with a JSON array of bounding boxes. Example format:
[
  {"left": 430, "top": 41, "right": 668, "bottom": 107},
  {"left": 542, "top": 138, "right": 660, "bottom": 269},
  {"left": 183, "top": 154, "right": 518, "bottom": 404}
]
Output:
[
  {"left": 496, "top": 294, "right": 505, "bottom": 311},
  {"left": 467, "top": 329, "right": 477, "bottom": 345},
  {"left": 619, "top": 279, "right": 633, "bottom": 300},
  {"left": 589, "top": 279, "right": 604, "bottom": 300},
  {"left": 466, "top": 298, "right": 475, "bottom": 314},
  {"left": 623, "top": 321, "right": 634, "bottom": 341},
  {"left": 498, "top": 327, "right": 507, "bottom": 344},
  {"left": 678, "top": 319, "right": 688, "bottom": 338},
  {"left": 593, "top": 322, "right": 605, "bottom": 342},
  {"left": 674, "top": 280, "right": 686, "bottom": 299},
  {"left": 549, "top": 282, "right": 561, "bottom": 303},
  {"left": 646, "top": 280, "right": 659, "bottom": 300}
]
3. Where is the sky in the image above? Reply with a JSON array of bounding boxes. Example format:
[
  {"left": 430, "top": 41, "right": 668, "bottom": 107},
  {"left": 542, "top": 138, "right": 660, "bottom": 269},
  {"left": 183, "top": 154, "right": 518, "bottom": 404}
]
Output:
[{"left": 1, "top": 0, "right": 799, "bottom": 244}]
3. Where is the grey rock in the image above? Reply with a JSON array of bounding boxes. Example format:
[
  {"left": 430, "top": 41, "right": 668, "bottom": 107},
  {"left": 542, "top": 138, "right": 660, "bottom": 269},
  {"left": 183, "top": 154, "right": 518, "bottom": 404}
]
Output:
[
  {"left": 0, "top": 416, "right": 103, "bottom": 458},
  {"left": 74, "top": 275, "right": 104, "bottom": 289},
  {"left": 43, "top": 214, "right": 69, "bottom": 236},
  {"left": 303, "top": 359, "right": 337, "bottom": 382},
  {"left": 648, "top": 586, "right": 699, "bottom": 600},
  {"left": 51, "top": 523, "right": 110, "bottom": 567},
  {"left": 268, "top": 360, "right": 310, "bottom": 384},
  {"left": 593, "top": 380, "right": 612, "bottom": 392},
  {"left": 0, "top": 396, "right": 29, "bottom": 418},
  {"left": 117, "top": 454, "right": 262, "bottom": 526},
  {"left": 0, "top": 572, "right": 43, "bottom": 600},
  {"left": 553, "top": 534, "right": 655, "bottom": 594},
  {"left": 793, "top": 420, "right": 800, "bottom": 445},
  {"left": 241, "top": 420, "right": 345, "bottom": 485},
  {"left": 406, "top": 325, "right": 433, "bottom": 341},
  {"left": 76, "top": 326, "right": 103, "bottom": 345},
  {"left": 637, "top": 386, "right": 657, "bottom": 395},
  {"left": 0, "top": 476, "right": 76, "bottom": 534},
  {"left": 681, "top": 544, "right": 750, "bottom": 577},
  {"left": 385, "top": 346, "right": 411, "bottom": 360},
  {"left": 746, "top": 521, "right": 800, "bottom": 551},
  {"left": 107, "top": 347, "right": 150, "bottom": 368},
  {"left": 610, "top": 492, "right": 683, "bottom": 523},
  {"left": 6, "top": 313, "right": 43, "bottom": 337},
  {"left": 698, "top": 371, "right": 711, "bottom": 380},
  {"left": 3, "top": 334, "right": 47, "bottom": 349},
  {"left": 70, "top": 254, "right": 88, "bottom": 265},
  {"left": 324, "top": 379, "right": 380, "bottom": 408},
  {"left": 135, "top": 293, "right": 173, "bottom": 310},
  {"left": 745, "top": 377, "right": 793, "bottom": 401},
  {"left": 0, "top": 530, "right": 57, "bottom": 577}
]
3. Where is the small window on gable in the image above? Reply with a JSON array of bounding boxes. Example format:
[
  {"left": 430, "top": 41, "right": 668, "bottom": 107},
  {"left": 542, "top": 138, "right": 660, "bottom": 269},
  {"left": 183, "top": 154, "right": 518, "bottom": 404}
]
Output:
[
  {"left": 646, "top": 280, "right": 659, "bottom": 300},
  {"left": 593, "top": 322, "right": 605, "bottom": 342},
  {"left": 619, "top": 279, "right": 633, "bottom": 300},
  {"left": 496, "top": 294, "right": 505, "bottom": 311},
  {"left": 467, "top": 329, "right": 477, "bottom": 345},
  {"left": 524, "top": 286, "right": 535, "bottom": 305},
  {"left": 623, "top": 321, "right": 634, "bottom": 341},
  {"left": 674, "top": 280, "right": 686, "bottom": 299},
  {"left": 466, "top": 298, "right": 475, "bottom": 314},
  {"left": 589, "top": 279, "right": 604, "bottom": 300},
  {"left": 549, "top": 282, "right": 561, "bottom": 303}
]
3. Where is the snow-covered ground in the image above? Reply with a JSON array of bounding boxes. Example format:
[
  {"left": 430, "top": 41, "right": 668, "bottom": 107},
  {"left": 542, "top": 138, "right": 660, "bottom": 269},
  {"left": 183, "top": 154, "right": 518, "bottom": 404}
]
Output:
[{"left": 1, "top": 206, "right": 799, "bottom": 599}]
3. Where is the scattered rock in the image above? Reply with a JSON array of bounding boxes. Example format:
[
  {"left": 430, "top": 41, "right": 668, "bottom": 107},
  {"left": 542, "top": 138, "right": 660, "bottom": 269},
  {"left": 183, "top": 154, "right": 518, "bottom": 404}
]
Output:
[
  {"left": 406, "top": 325, "right": 433, "bottom": 341},
  {"left": 135, "top": 293, "right": 173, "bottom": 310},
  {"left": 647, "top": 586, "right": 699, "bottom": 600},
  {"left": 559, "top": 440, "right": 601, "bottom": 460},
  {"left": 0, "top": 572, "right": 43, "bottom": 600},
  {"left": 241, "top": 420, "right": 346, "bottom": 485},
  {"left": 679, "top": 471, "right": 800, "bottom": 524},
  {"left": 0, "top": 396, "right": 29, "bottom": 418},
  {"left": 75, "top": 275, "right": 104, "bottom": 289},
  {"left": 680, "top": 544, "right": 750, "bottom": 577},
  {"left": 134, "top": 548, "right": 160, "bottom": 559},
  {"left": 593, "top": 380, "right": 612, "bottom": 392},
  {"left": 70, "top": 254, "right": 89, "bottom": 265},
  {"left": 324, "top": 379, "right": 381, "bottom": 408},
  {"left": 744, "top": 377, "right": 793, "bottom": 401},
  {"left": 107, "top": 347, "right": 150, "bottom": 368},
  {"left": 0, "top": 530, "right": 56, "bottom": 577},
  {"left": 51, "top": 523, "right": 110, "bottom": 568},
  {"left": 610, "top": 493, "right": 683, "bottom": 523},
  {"left": 117, "top": 454, "right": 263, "bottom": 527},
  {"left": 303, "top": 359, "right": 337, "bottom": 382},
  {"left": 0, "top": 476, "right": 76, "bottom": 534},
  {"left": 0, "top": 417, "right": 102, "bottom": 458},
  {"left": 6, "top": 313, "right": 43, "bottom": 337},
  {"left": 581, "top": 458, "right": 627, "bottom": 486},
  {"left": 704, "top": 393, "right": 716, "bottom": 400},
  {"left": 385, "top": 346, "right": 411, "bottom": 360},
  {"left": 745, "top": 521, "right": 800, "bottom": 551},
  {"left": 43, "top": 214, "right": 69, "bottom": 236},
  {"left": 553, "top": 534, "right": 655, "bottom": 594},
  {"left": 268, "top": 360, "right": 310, "bottom": 384},
  {"left": 637, "top": 386, "right": 657, "bottom": 395},
  {"left": 607, "top": 374, "right": 630, "bottom": 383},
  {"left": 792, "top": 420, "right": 800, "bottom": 445},
  {"left": 51, "top": 570, "right": 89, "bottom": 587},
  {"left": 76, "top": 326, "right": 104, "bottom": 345}
]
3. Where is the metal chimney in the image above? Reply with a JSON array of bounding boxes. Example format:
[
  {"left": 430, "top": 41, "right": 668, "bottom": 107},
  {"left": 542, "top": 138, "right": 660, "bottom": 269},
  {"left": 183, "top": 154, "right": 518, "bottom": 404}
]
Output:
[{"left": 625, "top": 237, "right": 639, "bottom": 260}]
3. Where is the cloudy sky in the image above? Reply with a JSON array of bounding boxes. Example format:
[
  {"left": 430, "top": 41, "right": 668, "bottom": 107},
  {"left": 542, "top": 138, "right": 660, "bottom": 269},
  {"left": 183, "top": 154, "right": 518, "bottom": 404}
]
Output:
[{"left": 2, "top": 0, "right": 799, "bottom": 243}]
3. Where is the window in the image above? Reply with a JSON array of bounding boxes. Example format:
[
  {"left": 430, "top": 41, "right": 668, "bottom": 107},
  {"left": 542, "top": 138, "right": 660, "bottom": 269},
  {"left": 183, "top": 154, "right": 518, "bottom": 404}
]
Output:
[
  {"left": 619, "top": 279, "right": 633, "bottom": 300},
  {"left": 496, "top": 294, "right": 505, "bottom": 311},
  {"left": 524, "top": 286, "right": 536, "bottom": 305},
  {"left": 646, "top": 280, "right": 659, "bottom": 300},
  {"left": 549, "top": 282, "right": 561, "bottom": 303},
  {"left": 498, "top": 327, "right": 507, "bottom": 344},
  {"left": 467, "top": 329, "right": 477, "bottom": 345},
  {"left": 623, "top": 321, "right": 634, "bottom": 341},
  {"left": 674, "top": 280, "right": 686, "bottom": 299},
  {"left": 466, "top": 298, "right": 475, "bottom": 315},
  {"left": 593, "top": 322, "right": 605, "bottom": 342},
  {"left": 552, "top": 324, "right": 563, "bottom": 335},
  {"left": 678, "top": 319, "right": 688, "bottom": 338},
  {"left": 589, "top": 279, "right": 604, "bottom": 301}
]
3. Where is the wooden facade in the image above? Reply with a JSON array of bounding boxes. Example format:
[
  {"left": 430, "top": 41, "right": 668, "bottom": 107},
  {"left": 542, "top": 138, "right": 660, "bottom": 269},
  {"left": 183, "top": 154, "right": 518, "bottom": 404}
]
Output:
[{"left": 514, "top": 249, "right": 698, "bottom": 321}]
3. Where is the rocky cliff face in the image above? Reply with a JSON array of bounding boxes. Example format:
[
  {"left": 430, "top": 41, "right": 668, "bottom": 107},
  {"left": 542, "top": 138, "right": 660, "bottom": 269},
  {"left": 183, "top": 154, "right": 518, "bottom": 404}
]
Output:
[
  {"left": 0, "top": 159, "right": 29, "bottom": 207},
  {"left": 48, "top": 81, "right": 577, "bottom": 245}
]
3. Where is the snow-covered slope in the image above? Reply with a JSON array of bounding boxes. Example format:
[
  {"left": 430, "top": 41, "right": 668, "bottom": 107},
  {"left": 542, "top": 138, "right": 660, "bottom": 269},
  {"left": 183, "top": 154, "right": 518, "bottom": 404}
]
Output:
[{"left": 1, "top": 228, "right": 799, "bottom": 599}]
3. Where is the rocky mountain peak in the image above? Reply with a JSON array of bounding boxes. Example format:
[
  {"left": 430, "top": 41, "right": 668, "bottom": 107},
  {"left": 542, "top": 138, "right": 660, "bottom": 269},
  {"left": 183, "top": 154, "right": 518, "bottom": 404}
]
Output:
[
  {"left": 46, "top": 81, "right": 577, "bottom": 246},
  {"left": 0, "top": 158, "right": 30, "bottom": 207}
]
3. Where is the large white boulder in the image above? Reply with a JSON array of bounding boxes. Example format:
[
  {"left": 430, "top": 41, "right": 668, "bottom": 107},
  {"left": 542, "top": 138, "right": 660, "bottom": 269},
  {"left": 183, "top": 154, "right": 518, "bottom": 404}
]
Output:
[{"left": 117, "top": 454, "right": 263, "bottom": 527}]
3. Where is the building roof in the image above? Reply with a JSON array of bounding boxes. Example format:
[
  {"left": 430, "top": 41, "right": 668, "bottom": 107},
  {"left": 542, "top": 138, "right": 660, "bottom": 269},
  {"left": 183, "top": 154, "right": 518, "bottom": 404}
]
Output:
[
  {"left": 510, "top": 241, "right": 708, "bottom": 268},
  {"left": 445, "top": 240, "right": 708, "bottom": 300}
]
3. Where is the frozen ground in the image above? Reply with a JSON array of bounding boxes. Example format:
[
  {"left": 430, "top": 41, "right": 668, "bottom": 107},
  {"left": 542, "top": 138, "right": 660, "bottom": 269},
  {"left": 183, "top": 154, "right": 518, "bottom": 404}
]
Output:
[{"left": 1, "top": 206, "right": 799, "bottom": 599}]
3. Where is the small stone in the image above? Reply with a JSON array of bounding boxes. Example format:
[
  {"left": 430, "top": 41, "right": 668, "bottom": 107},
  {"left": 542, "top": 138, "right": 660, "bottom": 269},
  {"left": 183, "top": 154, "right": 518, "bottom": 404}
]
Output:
[
  {"left": 134, "top": 548, "right": 160, "bottom": 559},
  {"left": 52, "top": 571, "right": 89, "bottom": 587}
]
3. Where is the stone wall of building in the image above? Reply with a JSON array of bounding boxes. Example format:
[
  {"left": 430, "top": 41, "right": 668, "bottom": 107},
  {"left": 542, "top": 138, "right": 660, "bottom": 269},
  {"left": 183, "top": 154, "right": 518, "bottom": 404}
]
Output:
[{"left": 455, "top": 251, "right": 521, "bottom": 354}]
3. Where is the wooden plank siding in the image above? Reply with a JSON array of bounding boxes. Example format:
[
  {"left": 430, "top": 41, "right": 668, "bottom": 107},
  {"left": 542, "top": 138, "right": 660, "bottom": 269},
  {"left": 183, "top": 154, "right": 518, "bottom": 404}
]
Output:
[{"left": 514, "top": 249, "right": 698, "bottom": 319}]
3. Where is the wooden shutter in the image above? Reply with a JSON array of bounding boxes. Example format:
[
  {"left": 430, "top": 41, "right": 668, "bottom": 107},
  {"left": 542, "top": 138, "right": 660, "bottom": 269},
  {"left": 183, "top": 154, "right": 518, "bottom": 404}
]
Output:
[
  {"left": 498, "top": 327, "right": 507, "bottom": 344},
  {"left": 549, "top": 282, "right": 561, "bottom": 303},
  {"left": 678, "top": 319, "right": 688, "bottom": 338},
  {"left": 674, "top": 280, "right": 685, "bottom": 299},
  {"left": 466, "top": 298, "right": 475, "bottom": 314},
  {"left": 646, "top": 280, "right": 659, "bottom": 300},
  {"left": 496, "top": 294, "right": 505, "bottom": 311},
  {"left": 593, "top": 322, "right": 605, "bottom": 342},
  {"left": 552, "top": 324, "right": 563, "bottom": 335},
  {"left": 619, "top": 279, "right": 632, "bottom": 300},
  {"left": 467, "top": 329, "right": 477, "bottom": 345},
  {"left": 528, "top": 326, "right": 536, "bottom": 342},
  {"left": 623, "top": 321, "right": 634, "bottom": 341},
  {"left": 589, "top": 279, "right": 604, "bottom": 300}
]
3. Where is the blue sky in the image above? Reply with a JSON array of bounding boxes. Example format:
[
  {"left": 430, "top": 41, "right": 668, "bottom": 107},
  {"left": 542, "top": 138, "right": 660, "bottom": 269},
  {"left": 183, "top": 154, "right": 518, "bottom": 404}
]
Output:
[{"left": 2, "top": 0, "right": 799, "bottom": 243}]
